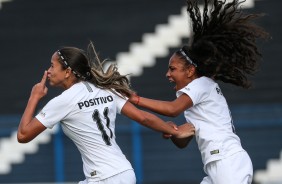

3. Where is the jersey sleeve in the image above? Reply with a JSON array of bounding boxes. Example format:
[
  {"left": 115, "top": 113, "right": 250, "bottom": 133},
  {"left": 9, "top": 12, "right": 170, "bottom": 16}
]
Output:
[
  {"left": 176, "top": 78, "right": 209, "bottom": 106},
  {"left": 114, "top": 93, "right": 127, "bottom": 114},
  {"left": 35, "top": 94, "right": 71, "bottom": 129}
]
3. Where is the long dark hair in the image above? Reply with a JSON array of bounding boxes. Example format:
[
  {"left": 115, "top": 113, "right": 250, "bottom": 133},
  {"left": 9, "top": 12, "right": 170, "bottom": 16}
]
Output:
[
  {"left": 179, "top": 0, "right": 270, "bottom": 88},
  {"left": 57, "top": 42, "right": 134, "bottom": 97}
]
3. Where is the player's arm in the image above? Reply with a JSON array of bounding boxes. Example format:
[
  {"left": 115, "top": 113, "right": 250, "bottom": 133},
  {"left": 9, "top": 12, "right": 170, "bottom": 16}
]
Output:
[
  {"left": 163, "top": 122, "right": 194, "bottom": 148},
  {"left": 171, "top": 123, "right": 194, "bottom": 148},
  {"left": 17, "top": 71, "right": 48, "bottom": 143},
  {"left": 129, "top": 93, "right": 193, "bottom": 117},
  {"left": 171, "top": 136, "right": 194, "bottom": 149},
  {"left": 121, "top": 101, "right": 195, "bottom": 138}
]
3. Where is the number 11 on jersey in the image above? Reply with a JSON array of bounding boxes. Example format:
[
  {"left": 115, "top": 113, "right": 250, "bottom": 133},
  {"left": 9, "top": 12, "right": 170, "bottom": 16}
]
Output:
[{"left": 92, "top": 107, "right": 113, "bottom": 146}]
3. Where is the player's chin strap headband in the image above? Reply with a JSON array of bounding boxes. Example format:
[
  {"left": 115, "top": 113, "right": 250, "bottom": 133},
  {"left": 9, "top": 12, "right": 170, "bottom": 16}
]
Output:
[
  {"left": 179, "top": 49, "right": 197, "bottom": 67},
  {"left": 57, "top": 50, "right": 91, "bottom": 80}
]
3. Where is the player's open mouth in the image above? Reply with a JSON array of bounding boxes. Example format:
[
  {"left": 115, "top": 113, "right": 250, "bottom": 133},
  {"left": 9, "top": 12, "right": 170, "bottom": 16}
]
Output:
[{"left": 168, "top": 79, "right": 176, "bottom": 90}]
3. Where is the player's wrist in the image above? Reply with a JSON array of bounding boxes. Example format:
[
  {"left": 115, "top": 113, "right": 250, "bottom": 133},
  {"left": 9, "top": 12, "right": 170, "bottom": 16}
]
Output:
[
  {"left": 135, "top": 95, "right": 140, "bottom": 105},
  {"left": 28, "top": 93, "right": 42, "bottom": 103}
]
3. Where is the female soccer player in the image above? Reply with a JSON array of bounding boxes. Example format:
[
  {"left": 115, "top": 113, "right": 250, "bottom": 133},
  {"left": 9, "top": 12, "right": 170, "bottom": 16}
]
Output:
[
  {"left": 129, "top": 0, "right": 269, "bottom": 183},
  {"left": 17, "top": 42, "right": 195, "bottom": 184}
]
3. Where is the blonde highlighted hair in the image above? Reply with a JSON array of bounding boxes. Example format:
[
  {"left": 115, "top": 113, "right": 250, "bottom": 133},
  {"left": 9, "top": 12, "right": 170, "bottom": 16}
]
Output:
[{"left": 58, "top": 42, "right": 134, "bottom": 98}]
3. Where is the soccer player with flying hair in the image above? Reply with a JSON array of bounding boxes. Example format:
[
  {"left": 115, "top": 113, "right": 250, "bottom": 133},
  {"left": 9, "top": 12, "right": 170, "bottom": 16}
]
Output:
[{"left": 129, "top": 0, "right": 270, "bottom": 183}]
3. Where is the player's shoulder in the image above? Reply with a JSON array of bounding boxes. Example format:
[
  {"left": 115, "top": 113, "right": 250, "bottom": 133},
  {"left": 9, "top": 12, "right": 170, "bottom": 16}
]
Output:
[
  {"left": 196, "top": 76, "right": 215, "bottom": 85},
  {"left": 55, "top": 82, "right": 87, "bottom": 102},
  {"left": 189, "top": 76, "right": 216, "bottom": 90},
  {"left": 63, "top": 82, "right": 93, "bottom": 95}
]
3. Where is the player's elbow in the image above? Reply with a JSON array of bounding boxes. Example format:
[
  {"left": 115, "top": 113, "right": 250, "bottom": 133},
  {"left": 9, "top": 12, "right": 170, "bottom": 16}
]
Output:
[
  {"left": 17, "top": 132, "right": 31, "bottom": 143},
  {"left": 171, "top": 136, "right": 193, "bottom": 149},
  {"left": 175, "top": 143, "right": 187, "bottom": 149},
  {"left": 172, "top": 139, "right": 188, "bottom": 149},
  {"left": 166, "top": 107, "right": 181, "bottom": 117}
]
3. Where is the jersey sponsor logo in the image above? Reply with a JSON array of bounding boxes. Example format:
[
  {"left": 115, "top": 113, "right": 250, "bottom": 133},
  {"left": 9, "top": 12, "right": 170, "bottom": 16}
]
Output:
[
  {"left": 210, "top": 149, "right": 220, "bottom": 155},
  {"left": 77, "top": 95, "right": 113, "bottom": 109},
  {"left": 90, "top": 171, "right": 97, "bottom": 176}
]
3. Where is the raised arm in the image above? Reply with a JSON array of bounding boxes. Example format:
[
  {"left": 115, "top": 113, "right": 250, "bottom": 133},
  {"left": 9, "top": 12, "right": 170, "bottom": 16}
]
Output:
[
  {"left": 129, "top": 93, "right": 193, "bottom": 117},
  {"left": 17, "top": 71, "right": 48, "bottom": 143}
]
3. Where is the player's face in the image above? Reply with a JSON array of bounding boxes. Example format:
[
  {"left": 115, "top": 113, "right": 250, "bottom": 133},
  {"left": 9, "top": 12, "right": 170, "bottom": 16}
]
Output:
[
  {"left": 47, "top": 52, "right": 68, "bottom": 88},
  {"left": 166, "top": 54, "right": 191, "bottom": 91}
]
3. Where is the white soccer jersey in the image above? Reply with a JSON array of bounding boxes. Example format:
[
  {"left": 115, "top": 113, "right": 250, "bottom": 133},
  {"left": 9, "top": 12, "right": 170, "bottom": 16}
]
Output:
[
  {"left": 36, "top": 81, "right": 133, "bottom": 182},
  {"left": 176, "top": 77, "right": 244, "bottom": 167}
]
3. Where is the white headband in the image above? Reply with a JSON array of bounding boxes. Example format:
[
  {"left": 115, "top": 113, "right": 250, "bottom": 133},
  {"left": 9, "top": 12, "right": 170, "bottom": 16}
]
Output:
[{"left": 179, "top": 49, "right": 197, "bottom": 67}]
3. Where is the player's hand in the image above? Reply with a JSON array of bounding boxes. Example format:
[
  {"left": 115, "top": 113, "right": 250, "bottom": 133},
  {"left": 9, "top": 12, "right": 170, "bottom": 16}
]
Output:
[
  {"left": 30, "top": 71, "right": 48, "bottom": 100},
  {"left": 174, "top": 123, "right": 195, "bottom": 139},
  {"left": 162, "top": 121, "right": 178, "bottom": 139}
]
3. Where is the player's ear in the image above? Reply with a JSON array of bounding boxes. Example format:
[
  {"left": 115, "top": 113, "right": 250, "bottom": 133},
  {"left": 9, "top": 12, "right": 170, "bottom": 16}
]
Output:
[
  {"left": 65, "top": 68, "right": 72, "bottom": 78},
  {"left": 186, "top": 65, "right": 196, "bottom": 78}
]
